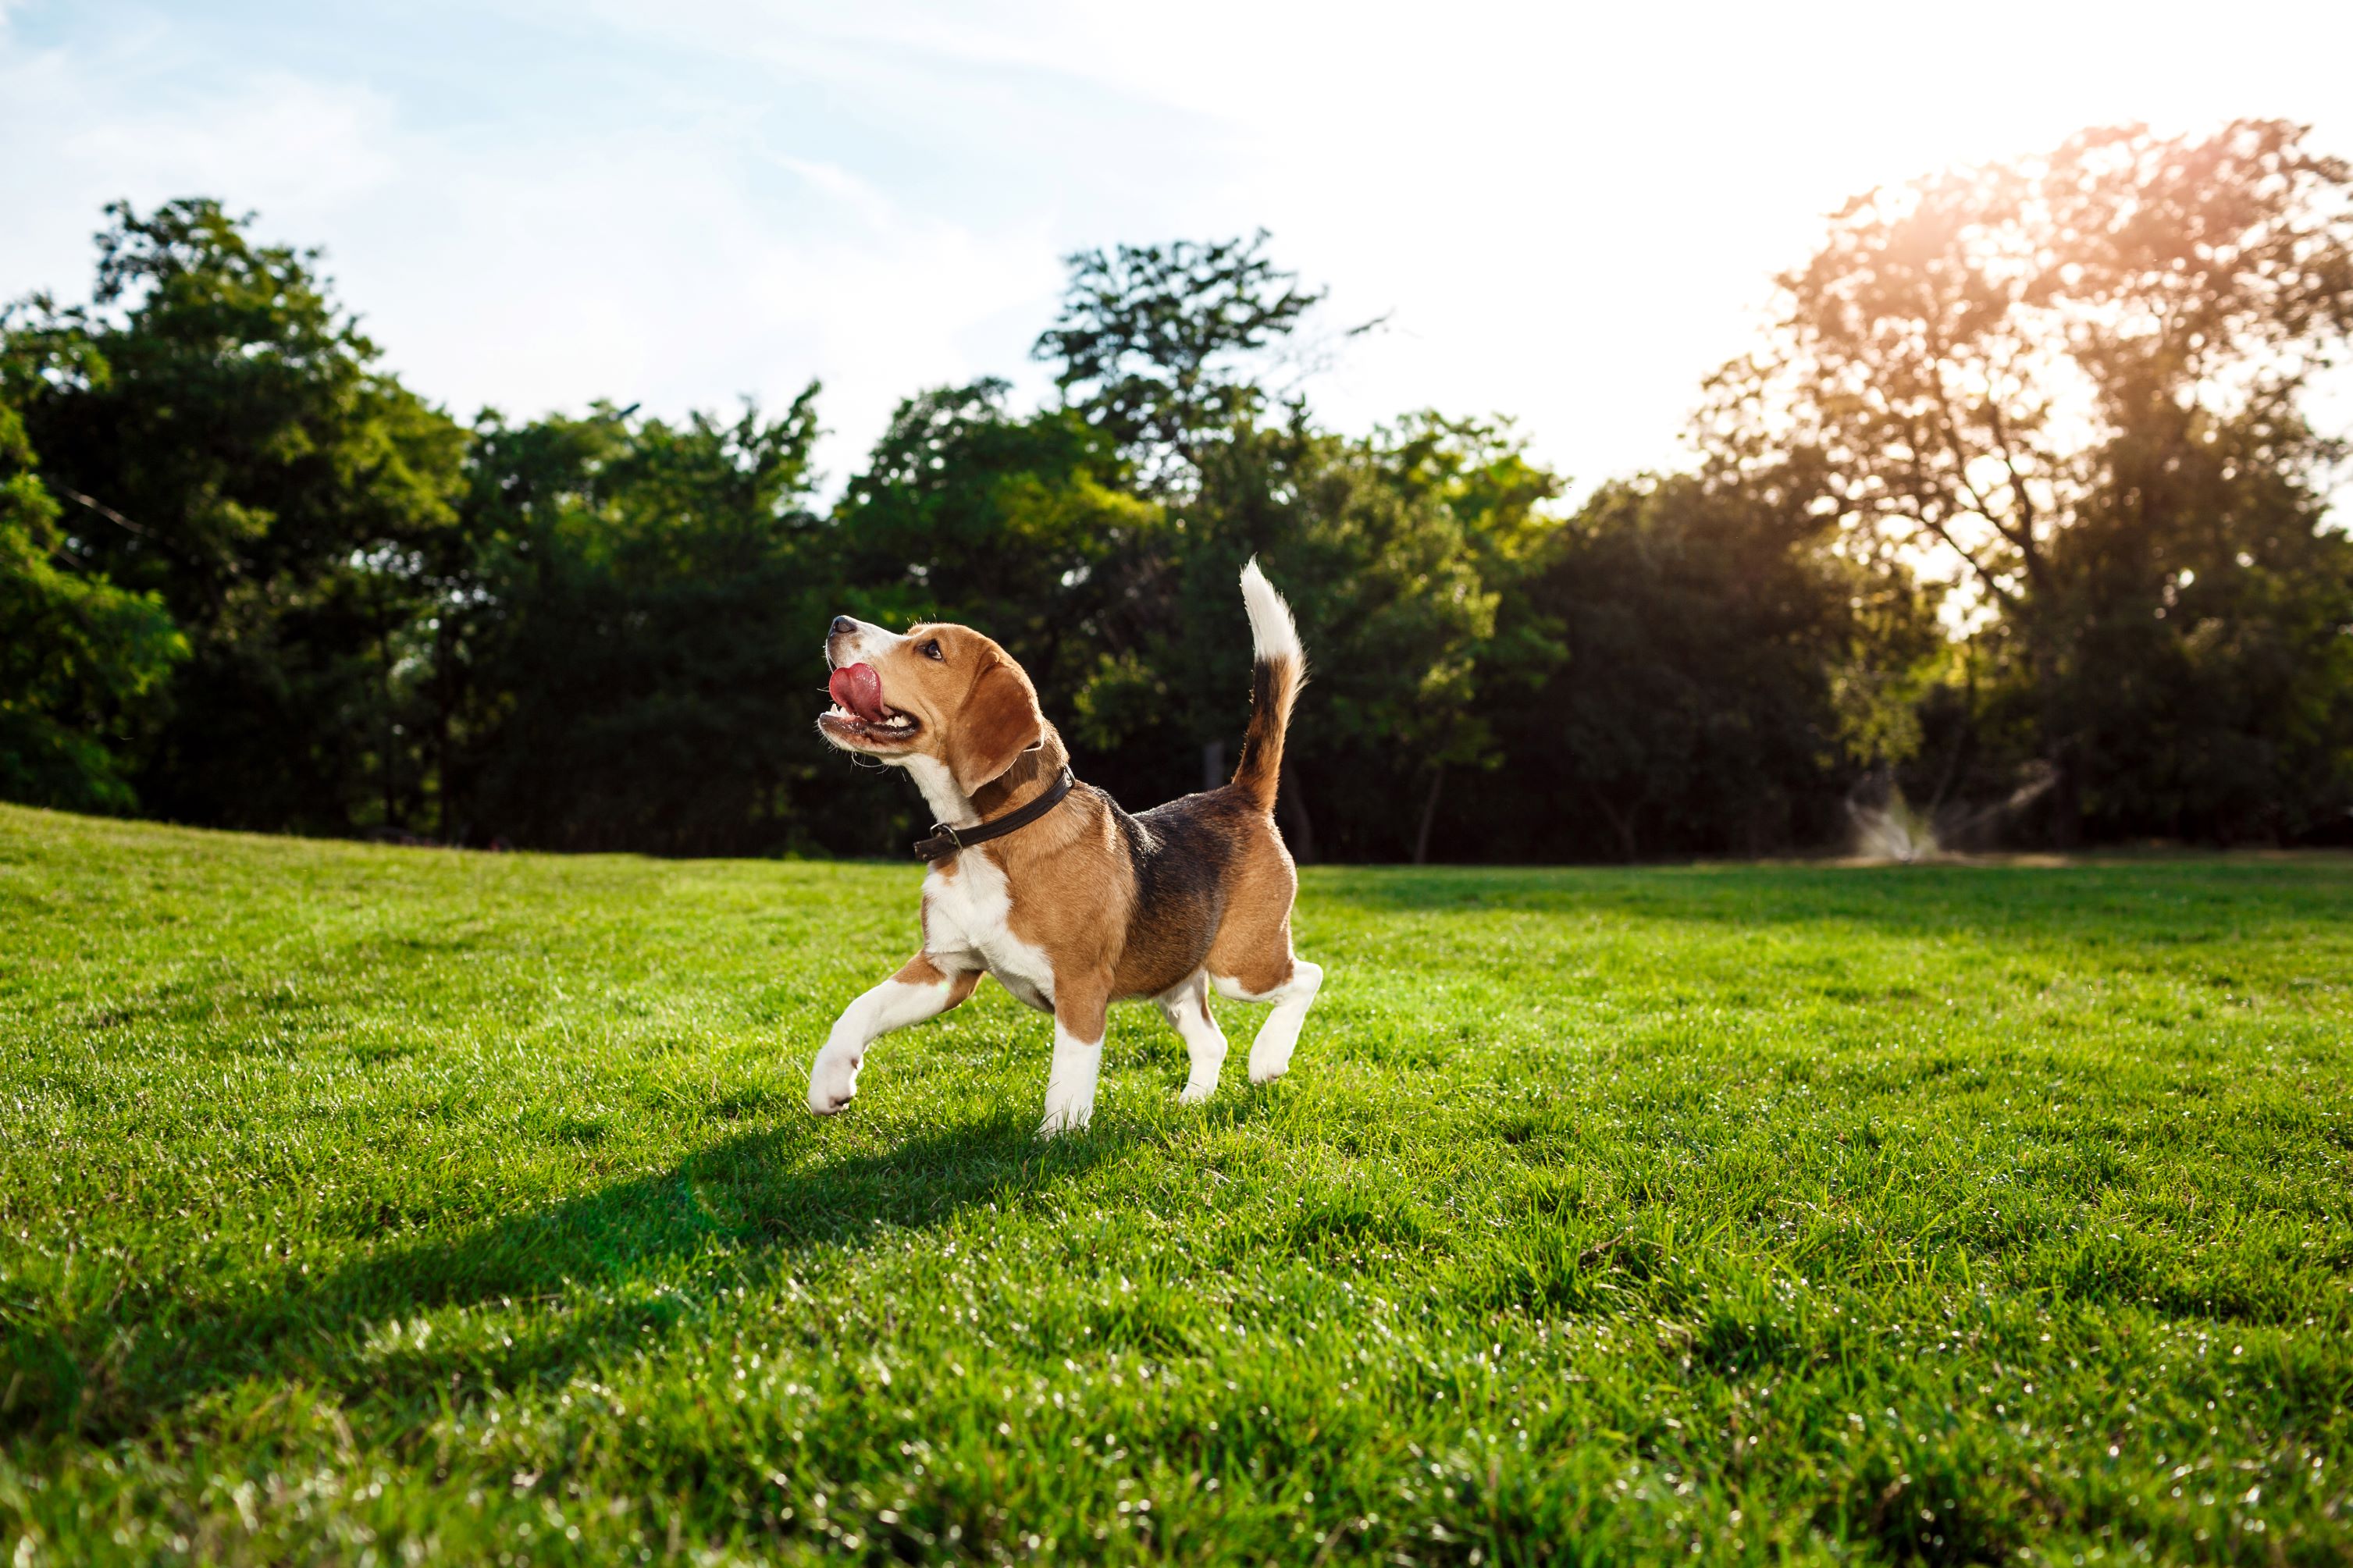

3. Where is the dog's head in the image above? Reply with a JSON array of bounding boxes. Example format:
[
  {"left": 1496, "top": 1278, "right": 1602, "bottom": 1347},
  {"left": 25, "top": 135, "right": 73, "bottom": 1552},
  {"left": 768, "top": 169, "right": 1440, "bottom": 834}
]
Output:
[{"left": 820, "top": 616, "right": 1045, "bottom": 794}]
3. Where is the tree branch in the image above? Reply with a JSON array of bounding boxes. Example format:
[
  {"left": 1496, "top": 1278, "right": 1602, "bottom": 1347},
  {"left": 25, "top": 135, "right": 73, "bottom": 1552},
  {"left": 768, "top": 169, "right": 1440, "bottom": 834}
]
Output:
[{"left": 52, "top": 482, "right": 155, "bottom": 541}]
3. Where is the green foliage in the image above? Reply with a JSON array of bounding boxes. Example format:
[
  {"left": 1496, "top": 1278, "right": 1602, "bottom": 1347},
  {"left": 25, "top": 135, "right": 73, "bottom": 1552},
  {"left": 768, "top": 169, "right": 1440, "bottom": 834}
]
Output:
[
  {"left": 5, "top": 167, "right": 2347, "bottom": 858},
  {"left": 0, "top": 361, "right": 184, "bottom": 811},
  {"left": 447, "top": 394, "right": 830, "bottom": 855},
  {"left": 5, "top": 198, "right": 467, "bottom": 833},
  {"left": 1704, "top": 119, "right": 2353, "bottom": 843},
  {"left": 1476, "top": 471, "right": 1938, "bottom": 862},
  {"left": 3, "top": 806, "right": 2348, "bottom": 1561},
  {"left": 1034, "top": 231, "right": 1325, "bottom": 489},
  {"left": 1183, "top": 416, "right": 1515, "bottom": 859},
  {"left": 832, "top": 380, "right": 1162, "bottom": 686},
  {"left": 2046, "top": 403, "right": 2353, "bottom": 840}
]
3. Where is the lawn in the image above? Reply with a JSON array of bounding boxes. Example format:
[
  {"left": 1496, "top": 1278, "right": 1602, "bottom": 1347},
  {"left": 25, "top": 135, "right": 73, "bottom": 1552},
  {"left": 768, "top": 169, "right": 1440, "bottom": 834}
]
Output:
[{"left": 1, "top": 803, "right": 2348, "bottom": 1566}]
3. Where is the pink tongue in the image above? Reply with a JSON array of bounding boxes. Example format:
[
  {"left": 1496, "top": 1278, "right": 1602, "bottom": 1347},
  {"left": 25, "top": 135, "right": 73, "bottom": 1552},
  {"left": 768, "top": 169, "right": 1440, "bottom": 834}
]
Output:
[{"left": 828, "top": 663, "right": 888, "bottom": 724}]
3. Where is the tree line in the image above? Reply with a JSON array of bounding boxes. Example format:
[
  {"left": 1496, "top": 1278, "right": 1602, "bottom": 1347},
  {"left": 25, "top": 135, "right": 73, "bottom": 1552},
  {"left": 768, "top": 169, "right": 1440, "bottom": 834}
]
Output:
[{"left": 5, "top": 120, "right": 2351, "bottom": 861}]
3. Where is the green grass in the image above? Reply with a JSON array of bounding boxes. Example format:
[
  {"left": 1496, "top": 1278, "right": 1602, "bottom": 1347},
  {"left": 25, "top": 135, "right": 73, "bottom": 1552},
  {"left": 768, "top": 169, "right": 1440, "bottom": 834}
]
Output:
[{"left": 2, "top": 805, "right": 2349, "bottom": 1566}]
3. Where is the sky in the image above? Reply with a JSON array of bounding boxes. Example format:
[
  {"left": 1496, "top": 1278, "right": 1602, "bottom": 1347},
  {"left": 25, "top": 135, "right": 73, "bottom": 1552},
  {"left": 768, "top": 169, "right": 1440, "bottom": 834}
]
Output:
[{"left": 6, "top": 0, "right": 2352, "bottom": 499}]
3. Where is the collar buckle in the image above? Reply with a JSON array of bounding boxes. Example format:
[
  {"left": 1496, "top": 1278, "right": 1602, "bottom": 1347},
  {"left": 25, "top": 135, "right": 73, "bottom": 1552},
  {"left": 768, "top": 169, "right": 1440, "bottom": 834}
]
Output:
[{"left": 910, "top": 766, "right": 1077, "bottom": 862}]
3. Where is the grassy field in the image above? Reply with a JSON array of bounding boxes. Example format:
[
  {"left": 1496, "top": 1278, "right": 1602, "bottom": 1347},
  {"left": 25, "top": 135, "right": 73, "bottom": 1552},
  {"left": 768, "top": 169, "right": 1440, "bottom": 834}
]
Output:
[{"left": 1, "top": 804, "right": 2348, "bottom": 1566}]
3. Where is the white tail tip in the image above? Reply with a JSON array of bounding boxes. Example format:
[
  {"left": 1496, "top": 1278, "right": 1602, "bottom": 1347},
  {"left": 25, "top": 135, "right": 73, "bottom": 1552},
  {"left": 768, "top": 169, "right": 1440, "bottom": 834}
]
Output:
[{"left": 1238, "top": 556, "right": 1304, "bottom": 665}]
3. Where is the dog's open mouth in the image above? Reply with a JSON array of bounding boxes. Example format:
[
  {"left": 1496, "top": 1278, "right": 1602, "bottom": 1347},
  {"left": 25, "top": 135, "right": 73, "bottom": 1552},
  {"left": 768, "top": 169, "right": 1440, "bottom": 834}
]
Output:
[{"left": 821, "top": 662, "right": 920, "bottom": 745}]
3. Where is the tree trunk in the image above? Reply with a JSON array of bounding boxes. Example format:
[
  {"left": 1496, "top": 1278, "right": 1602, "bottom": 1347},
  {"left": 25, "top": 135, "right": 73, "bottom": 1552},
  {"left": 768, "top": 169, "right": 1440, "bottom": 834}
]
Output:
[
  {"left": 1280, "top": 781, "right": 1317, "bottom": 864},
  {"left": 1412, "top": 765, "right": 1445, "bottom": 866},
  {"left": 1201, "top": 738, "right": 1226, "bottom": 794},
  {"left": 377, "top": 596, "right": 400, "bottom": 831},
  {"left": 434, "top": 608, "right": 456, "bottom": 843},
  {"left": 2047, "top": 741, "right": 2083, "bottom": 849},
  {"left": 1589, "top": 786, "right": 1639, "bottom": 863},
  {"left": 2024, "top": 611, "right": 2082, "bottom": 849}
]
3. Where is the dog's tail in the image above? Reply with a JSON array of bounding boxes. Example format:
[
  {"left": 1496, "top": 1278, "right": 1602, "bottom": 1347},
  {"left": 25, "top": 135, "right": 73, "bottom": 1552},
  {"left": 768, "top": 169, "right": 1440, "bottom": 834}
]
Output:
[{"left": 1230, "top": 557, "right": 1307, "bottom": 813}]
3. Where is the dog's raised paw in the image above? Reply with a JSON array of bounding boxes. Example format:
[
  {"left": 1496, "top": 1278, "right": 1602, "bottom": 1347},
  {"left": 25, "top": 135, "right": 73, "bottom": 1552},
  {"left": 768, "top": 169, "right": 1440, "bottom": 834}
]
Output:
[{"left": 807, "top": 1051, "right": 862, "bottom": 1115}]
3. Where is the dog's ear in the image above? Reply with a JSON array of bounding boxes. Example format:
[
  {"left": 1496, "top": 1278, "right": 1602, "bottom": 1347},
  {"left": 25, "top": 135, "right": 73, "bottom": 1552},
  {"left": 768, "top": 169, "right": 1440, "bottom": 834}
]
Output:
[{"left": 948, "top": 657, "right": 1044, "bottom": 795}]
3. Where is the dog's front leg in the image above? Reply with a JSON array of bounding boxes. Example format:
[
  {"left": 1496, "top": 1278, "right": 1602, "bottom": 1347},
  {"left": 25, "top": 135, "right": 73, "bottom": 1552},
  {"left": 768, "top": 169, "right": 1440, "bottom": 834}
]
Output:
[
  {"left": 1038, "top": 979, "right": 1110, "bottom": 1137},
  {"left": 808, "top": 954, "right": 979, "bottom": 1115}
]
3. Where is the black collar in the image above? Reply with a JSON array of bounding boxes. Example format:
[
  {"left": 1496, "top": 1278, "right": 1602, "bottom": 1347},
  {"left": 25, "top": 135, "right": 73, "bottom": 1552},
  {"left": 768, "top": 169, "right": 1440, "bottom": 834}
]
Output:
[{"left": 913, "top": 766, "right": 1077, "bottom": 862}]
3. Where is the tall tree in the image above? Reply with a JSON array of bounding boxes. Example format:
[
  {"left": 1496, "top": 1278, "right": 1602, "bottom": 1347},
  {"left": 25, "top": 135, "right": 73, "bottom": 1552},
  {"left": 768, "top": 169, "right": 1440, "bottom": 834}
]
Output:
[
  {"left": 830, "top": 379, "right": 1161, "bottom": 684},
  {"left": 0, "top": 331, "right": 184, "bottom": 811},
  {"left": 450, "top": 394, "right": 830, "bottom": 854},
  {"left": 1027, "top": 230, "right": 1531, "bottom": 857},
  {"left": 7, "top": 198, "right": 465, "bottom": 832},
  {"left": 1069, "top": 412, "right": 1533, "bottom": 861},
  {"left": 1479, "top": 470, "right": 1936, "bottom": 862},
  {"left": 824, "top": 379, "right": 1166, "bottom": 839},
  {"left": 1034, "top": 231, "right": 1325, "bottom": 491},
  {"left": 1702, "top": 120, "right": 2353, "bottom": 840}
]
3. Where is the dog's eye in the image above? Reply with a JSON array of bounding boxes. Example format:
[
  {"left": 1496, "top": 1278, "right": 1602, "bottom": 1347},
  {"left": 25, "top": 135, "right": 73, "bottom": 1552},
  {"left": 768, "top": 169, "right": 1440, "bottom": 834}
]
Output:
[{"left": 919, "top": 638, "right": 944, "bottom": 661}]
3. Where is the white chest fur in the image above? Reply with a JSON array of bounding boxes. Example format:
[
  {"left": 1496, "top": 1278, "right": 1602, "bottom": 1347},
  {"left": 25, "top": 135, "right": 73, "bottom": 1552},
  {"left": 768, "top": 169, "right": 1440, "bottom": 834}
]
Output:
[
  {"left": 924, "top": 850, "right": 1056, "bottom": 1012},
  {"left": 899, "top": 752, "right": 1058, "bottom": 1011}
]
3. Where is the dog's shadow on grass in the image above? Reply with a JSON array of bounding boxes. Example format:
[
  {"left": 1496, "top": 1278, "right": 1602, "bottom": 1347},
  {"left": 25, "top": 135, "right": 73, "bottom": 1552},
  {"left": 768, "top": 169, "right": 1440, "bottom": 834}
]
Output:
[{"left": 67, "top": 1110, "right": 1144, "bottom": 1443}]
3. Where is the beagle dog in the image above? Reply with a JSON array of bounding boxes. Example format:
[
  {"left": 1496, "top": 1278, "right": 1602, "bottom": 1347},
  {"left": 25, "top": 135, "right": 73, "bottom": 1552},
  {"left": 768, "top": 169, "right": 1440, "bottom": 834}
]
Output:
[{"left": 810, "top": 560, "right": 1322, "bottom": 1135}]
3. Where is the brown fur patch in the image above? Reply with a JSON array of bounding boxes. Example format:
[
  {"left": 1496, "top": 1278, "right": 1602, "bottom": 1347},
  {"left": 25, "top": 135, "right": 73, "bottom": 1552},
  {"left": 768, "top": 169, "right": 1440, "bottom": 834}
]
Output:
[
  {"left": 970, "top": 730, "right": 1301, "bottom": 1019},
  {"left": 893, "top": 951, "right": 982, "bottom": 1007},
  {"left": 947, "top": 658, "right": 1044, "bottom": 793}
]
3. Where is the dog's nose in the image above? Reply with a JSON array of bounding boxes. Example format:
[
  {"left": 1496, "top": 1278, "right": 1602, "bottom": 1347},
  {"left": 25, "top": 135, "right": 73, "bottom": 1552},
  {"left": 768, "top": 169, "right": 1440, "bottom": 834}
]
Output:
[{"left": 830, "top": 615, "right": 856, "bottom": 635}]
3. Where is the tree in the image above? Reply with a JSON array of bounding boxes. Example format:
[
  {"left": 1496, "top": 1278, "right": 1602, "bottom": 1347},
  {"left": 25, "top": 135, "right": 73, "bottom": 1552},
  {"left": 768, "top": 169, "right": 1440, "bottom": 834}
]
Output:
[
  {"left": 1066, "top": 411, "right": 1534, "bottom": 862},
  {"left": 1330, "top": 413, "right": 1565, "bottom": 862},
  {"left": 7, "top": 198, "right": 466, "bottom": 832},
  {"left": 1473, "top": 470, "right": 1935, "bottom": 862},
  {"left": 831, "top": 381, "right": 1162, "bottom": 689},
  {"left": 1034, "top": 231, "right": 1326, "bottom": 491},
  {"left": 1702, "top": 120, "right": 2353, "bottom": 841},
  {"left": 2040, "top": 400, "right": 2353, "bottom": 839},
  {"left": 820, "top": 380, "right": 1166, "bottom": 843},
  {"left": 450, "top": 394, "right": 831, "bottom": 854},
  {"left": 1026, "top": 232, "right": 1544, "bottom": 859},
  {"left": 0, "top": 333, "right": 184, "bottom": 812}
]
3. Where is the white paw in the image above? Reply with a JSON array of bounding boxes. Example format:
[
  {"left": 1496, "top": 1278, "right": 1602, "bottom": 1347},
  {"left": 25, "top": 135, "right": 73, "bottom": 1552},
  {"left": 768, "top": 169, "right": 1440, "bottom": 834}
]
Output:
[
  {"left": 1248, "top": 1053, "right": 1291, "bottom": 1085},
  {"left": 1178, "top": 1079, "right": 1218, "bottom": 1104},
  {"left": 1036, "top": 1104, "right": 1091, "bottom": 1138},
  {"left": 807, "top": 1050, "right": 861, "bottom": 1115}
]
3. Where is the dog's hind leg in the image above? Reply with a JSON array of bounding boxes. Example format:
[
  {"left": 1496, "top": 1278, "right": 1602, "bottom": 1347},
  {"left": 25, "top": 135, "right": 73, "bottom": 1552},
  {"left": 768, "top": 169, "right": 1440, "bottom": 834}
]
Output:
[
  {"left": 1156, "top": 971, "right": 1228, "bottom": 1104},
  {"left": 1212, "top": 956, "right": 1324, "bottom": 1085},
  {"left": 807, "top": 954, "right": 979, "bottom": 1115}
]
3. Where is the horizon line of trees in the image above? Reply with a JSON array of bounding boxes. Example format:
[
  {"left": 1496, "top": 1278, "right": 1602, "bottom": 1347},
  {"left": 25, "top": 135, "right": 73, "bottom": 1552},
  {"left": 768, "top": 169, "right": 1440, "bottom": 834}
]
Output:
[{"left": 5, "top": 119, "right": 2351, "bottom": 862}]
